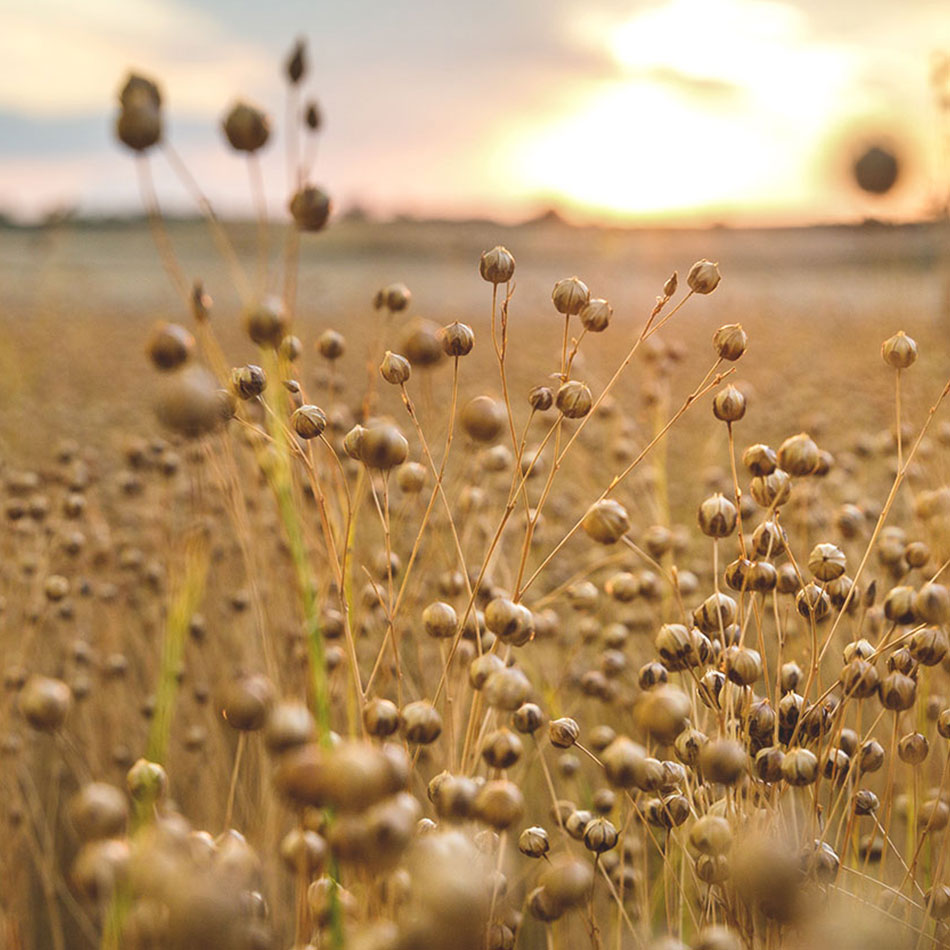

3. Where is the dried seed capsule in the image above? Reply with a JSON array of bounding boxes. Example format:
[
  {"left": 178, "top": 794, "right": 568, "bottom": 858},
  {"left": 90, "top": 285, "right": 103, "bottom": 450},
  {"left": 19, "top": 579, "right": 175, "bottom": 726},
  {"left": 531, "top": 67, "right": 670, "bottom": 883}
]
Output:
[
  {"left": 910, "top": 627, "right": 949, "bottom": 666},
  {"left": 583, "top": 817, "right": 618, "bottom": 852},
  {"left": 439, "top": 321, "right": 475, "bottom": 356},
  {"left": 840, "top": 659, "right": 880, "bottom": 699},
  {"left": 528, "top": 385, "right": 553, "bottom": 411},
  {"left": 470, "top": 655, "right": 504, "bottom": 690},
  {"left": 796, "top": 583, "right": 830, "bottom": 621},
  {"left": 363, "top": 698, "right": 400, "bottom": 738},
  {"left": 360, "top": 425, "right": 409, "bottom": 469},
  {"left": 264, "top": 703, "right": 316, "bottom": 753},
  {"left": 423, "top": 601, "right": 457, "bottom": 639},
  {"left": 289, "top": 185, "right": 331, "bottom": 231},
  {"left": 69, "top": 783, "right": 128, "bottom": 841},
  {"left": 712, "top": 385, "right": 746, "bottom": 422},
  {"left": 700, "top": 739, "right": 746, "bottom": 785},
  {"left": 754, "top": 747, "right": 784, "bottom": 783},
  {"left": 776, "top": 433, "right": 819, "bottom": 477},
  {"left": 882, "top": 330, "right": 917, "bottom": 369},
  {"left": 482, "top": 728, "right": 523, "bottom": 769},
  {"left": 147, "top": 322, "right": 194, "bottom": 371},
  {"left": 898, "top": 731, "right": 929, "bottom": 764},
  {"left": 223, "top": 674, "right": 274, "bottom": 731},
  {"left": 223, "top": 101, "right": 270, "bottom": 152},
  {"left": 637, "top": 685, "right": 690, "bottom": 743},
  {"left": 808, "top": 542, "right": 846, "bottom": 581},
  {"left": 713, "top": 324, "right": 746, "bottom": 361},
  {"left": 549, "top": 718, "right": 579, "bottom": 749},
  {"left": 687, "top": 260, "right": 721, "bottom": 294},
  {"left": 484, "top": 667, "right": 531, "bottom": 711},
  {"left": 292, "top": 405, "right": 328, "bottom": 439},
  {"left": 781, "top": 747, "right": 818, "bottom": 786},
  {"left": 698, "top": 493, "right": 737, "bottom": 538},
  {"left": 879, "top": 672, "right": 916, "bottom": 711},
  {"left": 126, "top": 758, "right": 166, "bottom": 803},
  {"left": 938, "top": 709, "right": 950, "bottom": 739},
  {"left": 317, "top": 329, "right": 345, "bottom": 360},
  {"left": 743, "top": 443, "right": 777, "bottom": 477},
  {"left": 580, "top": 298, "right": 612, "bottom": 332},
  {"left": 475, "top": 780, "right": 524, "bottom": 829},
  {"left": 748, "top": 560, "right": 777, "bottom": 592},
  {"left": 379, "top": 351, "right": 411, "bottom": 385},
  {"left": 695, "top": 592, "right": 737, "bottom": 635},
  {"left": 519, "top": 825, "right": 550, "bottom": 858},
  {"left": 689, "top": 815, "right": 731, "bottom": 856},
  {"left": 232, "top": 363, "right": 267, "bottom": 399},
  {"left": 854, "top": 788, "right": 879, "bottom": 815},
  {"left": 555, "top": 380, "right": 592, "bottom": 418},
  {"left": 551, "top": 277, "right": 590, "bottom": 315},
  {"left": 883, "top": 585, "right": 918, "bottom": 624},
  {"left": 539, "top": 857, "right": 593, "bottom": 909},
  {"left": 582, "top": 499, "right": 631, "bottom": 544},
  {"left": 461, "top": 395, "right": 505, "bottom": 442},
  {"left": 400, "top": 701, "right": 442, "bottom": 744},
  {"left": 116, "top": 74, "right": 161, "bottom": 151},
  {"left": 724, "top": 646, "right": 762, "bottom": 686},
  {"left": 479, "top": 246, "right": 516, "bottom": 284},
  {"left": 858, "top": 739, "right": 885, "bottom": 773},
  {"left": 19, "top": 675, "right": 72, "bottom": 731}
]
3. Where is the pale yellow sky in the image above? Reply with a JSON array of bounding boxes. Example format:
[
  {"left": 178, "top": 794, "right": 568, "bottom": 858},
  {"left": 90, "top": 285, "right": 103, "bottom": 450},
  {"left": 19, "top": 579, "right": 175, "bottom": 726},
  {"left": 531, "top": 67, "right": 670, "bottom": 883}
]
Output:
[{"left": 0, "top": 0, "right": 947, "bottom": 224}]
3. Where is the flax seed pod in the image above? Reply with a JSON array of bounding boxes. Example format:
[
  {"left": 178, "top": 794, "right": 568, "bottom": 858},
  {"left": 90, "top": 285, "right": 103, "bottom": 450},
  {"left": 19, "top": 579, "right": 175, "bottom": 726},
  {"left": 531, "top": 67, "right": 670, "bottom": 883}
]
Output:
[
  {"left": 223, "top": 101, "right": 270, "bottom": 152},
  {"left": 582, "top": 499, "right": 631, "bottom": 544},
  {"left": 479, "top": 247, "right": 515, "bottom": 284},
  {"left": 292, "top": 405, "right": 327, "bottom": 440},
  {"left": 580, "top": 298, "right": 612, "bottom": 332},
  {"left": 687, "top": 260, "right": 721, "bottom": 294},
  {"left": 440, "top": 321, "right": 475, "bottom": 356},
  {"left": 317, "top": 329, "right": 345, "bottom": 361},
  {"left": 698, "top": 493, "right": 737, "bottom": 538},
  {"left": 475, "top": 780, "right": 524, "bottom": 830},
  {"left": 362, "top": 698, "right": 400, "bottom": 738},
  {"left": 519, "top": 826, "right": 550, "bottom": 858},
  {"left": 637, "top": 685, "right": 690, "bottom": 743},
  {"left": 549, "top": 718, "right": 579, "bottom": 749},
  {"left": 556, "top": 380, "right": 592, "bottom": 418},
  {"left": 116, "top": 74, "right": 162, "bottom": 151},
  {"left": 898, "top": 732, "right": 929, "bottom": 765},
  {"left": 688, "top": 815, "right": 731, "bottom": 856},
  {"left": 482, "top": 728, "right": 523, "bottom": 769},
  {"left": 743, "top": 443, "right": 777, "bottom": 476},
  {"left": 19, "top": 675, "right": 72, "bottom": 731},
  {"left": 400, "top": 701, "right": 442, "bottom": 744},
  {"left": 147, "top": 322, "right": 194, "bottom": 371},
  {"left": 713, "top": 324, "right": 746, "bottom": 361},
  {"left": 379, "top": 351, "right": 411, "bottom": 385},
  {"left": 879, "top": 672, "right": 916, "bottom": 711},
  {"left": 289, "top": 186, "right": 331, "bottom": 232},
  {"left": 808, "top": 542, "right": 846, "bottom": 581},
  {"left": 700, "top": 739, "right": 746, "bottom": 785},
  {"left": 882, "top": 331, "right": 917, "bottom": 369},
  {"left": 712, "top": 385, "right": 745, "bottom": 423},
  {"left": 461, "top": 396, "right": 505, "bottom": 442},
  {"left": 360, "top": 424, "right": 409, "bottom": 469},
  {"left": 528, "top": 385, "right": 553, "bottom": 411},
  {"left": 782, "top": 747, "right": 818, "bottom": 786},
  {"left": 552, "top": 277, "right": 590, "bottom": 315},
  {"left": 777, "top": 433, "right": 820, "bottom": 477}
]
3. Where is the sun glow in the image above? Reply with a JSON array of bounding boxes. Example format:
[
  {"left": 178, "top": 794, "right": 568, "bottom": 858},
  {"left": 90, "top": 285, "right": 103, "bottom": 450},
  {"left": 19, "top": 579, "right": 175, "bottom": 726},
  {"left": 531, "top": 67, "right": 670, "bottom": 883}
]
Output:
[{"left": 506, "top": 0, "right": 857, "bottom": 221}]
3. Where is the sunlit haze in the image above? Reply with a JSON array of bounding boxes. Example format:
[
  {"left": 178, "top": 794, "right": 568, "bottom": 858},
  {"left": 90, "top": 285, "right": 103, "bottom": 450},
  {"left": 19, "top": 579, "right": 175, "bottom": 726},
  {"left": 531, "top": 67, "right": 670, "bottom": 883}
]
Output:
[{"left": 1, "top": 0, "right": 947, "bottom": 225}]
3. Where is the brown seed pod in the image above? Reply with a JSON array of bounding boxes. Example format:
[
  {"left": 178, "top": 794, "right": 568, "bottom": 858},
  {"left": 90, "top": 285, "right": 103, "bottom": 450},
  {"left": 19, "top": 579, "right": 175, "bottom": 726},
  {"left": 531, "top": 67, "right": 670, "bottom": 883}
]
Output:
[
  {"left": 700, "top": 739, "right": 746, "bottom": 785},
  {"left": 422, "top": 601, "right": 457, "bottom": 639},
  {"left": 580, "top": 298, "right": 612, "bottom": 333},
  {"left": 528, "top": 385, "right": 554, "bottom": 411},
  {"left": 19, "top": 675, "right": 72, "bottom": 731},
  {"left": 484, "top": 667, "right": 531, "bottom": 710},
  {"left": 126, "top": 758, "right": 167, "bottom": 803},
  {"left": 400, "top": 701, "right": 442, "bottom": 744},
  {"left": 461, "top": 395, "right": 505, "bottom": 442},
  {"left": 883, "top": 585, "right": 918, "bottom": 625},
  {"left": 713, "top": 324, "right": 746, "bottom": 361},
  {"left": 555, "top": 380, "right": 592, "bottom": 418},
  {"left": 289, "top": 185, "right": 331, "bottom": 231},
  {"left": 359, "top": 424, "right": 409, "bottom": 470},
  {"left": 858, "top": 739, "right": 886, "bottom": 773},
  {"left": 540, "top": 856, "right": 593, "bottom": 909},
  {"left": 551, "top": 277, "right": 590, "bottom": 315},
  {"left": 582, "top": 499, "right": 631, "bottom": 544},
  {"left": 698, "top": 493, "right": 737, "bottom": 538},
  {"left": 583, "top": 817, "right": 618, "bottom": 852},
  {"left": 363, "top": 698, "right": 400, "bottom": 738},
  {"left": 316, "top": 329, "right": 345, "bottom": 361},
  {"left": 854, "top": 788, "right": 880, "bottom": 816},
  {"left": 637, "top": 685, "right": 691, "bottom": 743},
  {"left": 512, "top": 702, "right": 544, "bottom": 734},
  {"left": 688, "top": 815, "right": 732, "bottom": 856},
  {"left": 69, "top": 783, "right": 128, "bottom": 842},
  {"left": 742, "top": 443, "right": 777, "bottom": 477},
  {"left": 482, "top": 728, "right": 523, "bottom": 769},
  {"left": 231, "top": 363, "right": 267, "bottom": 400},
  {"left": 879, "top": 671, "right": 916, "bottom": 710},
  {"left": 292, "top": 405, "right": 328, "bottom": 439},
  {"left": 484, "top": 599, "right": 534, "bottom": 646},
  {"left": 479, "top": 246, "right": 516, "bottom": 284},
  {"left": 724, "top": 646, "right": 762, "bottom": 686},
  {"left": 840, "top": 659, "right": 880, "bottom": 699},
  {"left": 475, "top": 780, "right": 524, "bottom": 829},
  {"left": 602, "top": 736, "right": 647, "bottom": 788},
  {"left": 280, "top": 827, "right": 327, "bottom": 877},
  {"left": 712, "top": 385, "right": 746, "bottom": 423},
  {"left": 781, "top": 747, "right": 818, "bottom": 786},
  {"left": 910, "top": 627, "right": 949, "bottom": 666},
  {"left": 223, "top": 674, "right": 274, "bottom": 731},
  {"left": 808, "top": 542, "right": 846, "bottom": 581},
  {"left": 882, "top": 330, "right": 918, "bottom": 369},
  {"left": 750, "top": 469, "right": 793, "bottom": 508},
  {"left": 399, "top": 319, "right": 444, "bottom": 368},
  {"left": 439, "top": 321, "right": 475, "bottom": 356},
  {"left": 898, "top": 731, "right": 929, "bottom": 765},
  {"left": 156, "top": 365, "right": 229, "bottom": 437},
  {"left": 796, "top": 583, "right": 831, "bottom": 621},
  {"left": 244, "top": 296, "right": 289, "bottom": 348},
  {"left": 116, "top": 74, "right": 162, "bottom": 151},
  {"left": 222, "top": 101, "right": 270, "bottom": 152},
  {"left": 754, "top": 747, "right": 785, "bottom": 783},
  {"left": 674, "top": 728, "right": 707, "bottom": 766},
  {"left": 379, "top": 351, "right": 411, "bottom": 385},
  {"left": 147, "top": 322, "right": 194, "bottom": 371},
  {"left": 777, "top": 433, "right": 820, "bottom": 477},
  {"left": 549, "top": 717, "right": 580, "bottom": 749},
  {"left": 687, "top": 260, "right": 721, "bottom": 294},
  {"left": 518, "top": 825, "right": 550, "bottom": 858}
]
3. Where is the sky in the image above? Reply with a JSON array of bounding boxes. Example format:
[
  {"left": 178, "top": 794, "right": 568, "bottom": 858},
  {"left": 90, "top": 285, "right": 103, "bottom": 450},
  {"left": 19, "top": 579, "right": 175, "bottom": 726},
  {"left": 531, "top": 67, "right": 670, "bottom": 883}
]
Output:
[{"left": 1, "top": 0, "right": 948, "bottom": 226}]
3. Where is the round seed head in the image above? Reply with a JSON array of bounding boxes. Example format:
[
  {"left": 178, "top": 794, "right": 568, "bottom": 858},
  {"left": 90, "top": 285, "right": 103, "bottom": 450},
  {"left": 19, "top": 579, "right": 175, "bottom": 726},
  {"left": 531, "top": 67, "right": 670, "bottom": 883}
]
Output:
[
  {"left": 548, "top": 717, "right": 580, "bottom": 749},
  {"left": 637, "top": 685, "right": 690, "bottom": 743},
  {"left": 742, "top": 443, "right": 777, "bottom": 476},
  {"left": 317, "top": 329, "right": 345, "bottom": 361},
  {"left": 777, "top": 433, "right": 820, "bottom": 477},
  {"left": 551, "top": 277, "right": 590, "bottom": 315},
  {"left": 292, "top": 405, "right": 328, "bottom": 439},
  {"left": 244, "top": 296, "right": 288, "bottom": 348},
  {"left": 713, "top": 323, "right": 746, "bottom": 360},
  {"left": 898, "top": 731, "right": 929, "bottom": 765},
  {"left": 484, "top": 667, "right": 531, "bottom": 710},
  {"left": 910, "top": 627, "right": 949, "bottom": 666},
  {"left": 263, "top": 702, "right": 316, "bottom": 753},
  {"left": 808, "top": 542, "right": 846, "bottom": 581},
  {"left": 126, "top": 758, "right": 166, "bottom": 803},
  {"left": 147, "top": 322, "right": 194, "bottom": 371},
  {"left": 858, "top": 739, "right": 886, "bottom": 773},
  {"left": 222, "top": 101, "right": 270, "bottom": 152},
  {"left": 69, "top": 783, "right": 128, "bottom": 841},
  {"left": 359, "top": 424, "right": 409, "bottom": 469},
  {"left": 528, "top": 385, "right": 554, "bottom": 411},
  {"left": 583, "top": 817, "right": 618, "bottom": 852},
  {"left": 289, "top": 186, "right": 331, "bottom": 231},
  {"left": 156, "top": 365, "right": 228, "bottom": 436},
  {"left": 400, "top": 701, "right": 442, "bottom": 744},
  {"left": 882, "top": 330, "right": 917, "bottom": 369},
  {"left": 512, "top": 702, "right": 544, "bottom": 734},
  {"left": 796, "top": 583, "right": 831, "bottom": 621},
  {"left": 539, "top": 856, "right": 593, "bottom": 909},
  {"left": 580, "top": 298, "right": 612, "bottom": 332},
  {"left": 19, "top": 675, "right": 72, "bottom": 731},
  {"left": 699, "top": 739, "right": 746, "bottom": 785},
  {"left": 461, "top": 395, "right": 505, "bottom": 442},
  {"left": 439, "top": 321, "right": 475, "bottom": 356},
  {"left": 116, "top": 74, "right": 161, "bottom": 151},
  {"left": 582, "top": 499, "right": 631, "bottom": 544},
  {"left": 712, "top": 385, "right": 746, "bottom": 422},
  {"left": 518, "top": 825, "right": 549, "bottom": 858},
  {"left": 781, "top": 747, "right": 818, "bottom": 786},
  {"left": 479, "top": 246, "right": 516, "bottom": 284},
  {"left": 231, "top": 363, "right": 267, "bottom": 400},
  {"left": 379, "top": 351, "right": 411, "bottom": 385},
  {"left": 698, "top": 493, "right": 737, "bottom": 537},
  {"left": 687, "top": 260, "right": 721, "bottom": 294},
  {"left": 555, "top": 380, "right": 592, "bottom": 418},
  {"left": 724, "top": 646, "right": 762, "bottom": 686},
  {"left": 474, "top": 780, "right": 524, "bottom": 830},
  {"left": 482, "top": 728, "right": 523, "bottom": 769},
  {"left": 362, "top": 698, "right": 400, "bottom": 738},
  {"left": 395, "top": 460, "right": 426, "bottom": 493},
  {"left": 223, "top": 674, "right": 274, "bottom": 731},
  {"left": 688, "top": 815, "right": 731, "bottom": 856},
  {"left": 423, "top": 601, "right": 457, "bottom": 639}
]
